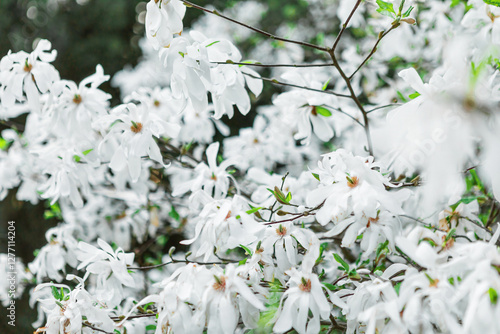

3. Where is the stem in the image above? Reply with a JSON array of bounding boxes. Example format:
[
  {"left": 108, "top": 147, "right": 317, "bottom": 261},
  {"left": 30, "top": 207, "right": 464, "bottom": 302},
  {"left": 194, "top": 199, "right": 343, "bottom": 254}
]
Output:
[
  {"left": 212, "top": 61, "right": 335, "bottom": 68},
  {"left": 395, "top": 246, "right": 424, "bottom": 271},
  {"left": 331, "top": 0, "right": 363, "bottom": 51},
  {"left": 327, "top": 52, "right": 374, "bottom": 156},
  {"left": 181, "top": 0, "right": 328, "bottom": 52},
  {"left": 366, "top": 103, "right": 401, "bottom": 114},
  {"left": 82, "top": 322, "right": 113, "bottom": 334},
  {"left": 241, "top": 72, "right": 351, "bottom": 98},
  {"left": 349, "top": 25, "right": 397, "bottom": 80}
]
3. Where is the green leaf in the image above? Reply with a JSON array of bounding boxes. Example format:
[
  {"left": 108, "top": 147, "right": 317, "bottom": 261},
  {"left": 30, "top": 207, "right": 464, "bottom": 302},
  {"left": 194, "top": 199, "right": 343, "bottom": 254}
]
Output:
[
  {"left": 484, "top": 0, "right": 500, "bottom": 7},
  {"left": 285, "top": 192, "right": 292, "bottom": 203},
  {"left": 82, "top": 148, "right": 93, "bottom": 155},
  {"left": 206, "top": 40, "right": 220, "bottom": 47},
  {"left": 315, "top": 106, "right": 332, "bottom": 117},
  {"left": 73, "top": 155, "right": 81, "bottom": 162},
  {"left": 323, "top": 283, "right": 338, "bottom": 291},
  {"left": 489, "top": 287, "right": 498, "bottom": 304},
  {"left": 376, "top": 0, "right": 396, "bottom": 18},
  {"left": 239, "top": 244, "right": 253, "bottom": 256},
  {"left": 312, "top": 173, "right": 320, "bottom": 181},
  {"left": 402, "top": 5, "right": 414, "bottom": 17},
  {"left": 322, "top": 78, "right": 331, "bottom": 91},
  {"left": 145, "top": 324, "right": 156, "bottom": 331},
  {"left": 169, "top": 206, "right": 180, "bottom": 221},
  {"left": 51, "top": 285, "right": 62, "bottom": 301},
  {"left": 238, "top": 60, "right": 261, "bottom": 67},
  {"left": 246, "top": 207, "right": 263, "bottom": 215},
  {"left": 409, "top": 91, "right": 421, "bottom": 99},
  {"left": 333, "top": 253, "right": 350, "bottom": 272},
  {"left": 0, "top": 137, "right": 9, "bottom": 150}
]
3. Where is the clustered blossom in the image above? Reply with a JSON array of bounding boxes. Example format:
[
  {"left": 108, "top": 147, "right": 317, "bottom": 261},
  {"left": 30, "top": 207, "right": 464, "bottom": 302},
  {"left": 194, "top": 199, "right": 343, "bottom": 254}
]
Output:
[{"left": 1, "top": 0, "right": 500, "bottom": 333}]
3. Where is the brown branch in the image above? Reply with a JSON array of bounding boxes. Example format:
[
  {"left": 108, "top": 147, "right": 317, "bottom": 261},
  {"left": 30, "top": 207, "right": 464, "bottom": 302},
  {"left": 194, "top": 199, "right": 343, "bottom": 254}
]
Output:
[
  {"left": 82, "top": 322, "right": 114, "bottom": 334},
  {"left": 327, "top": 52, "right": 374, "bottom": 156},
  {"left": 213, "top": 61, "right": 335, "bottom": 68},
  {"left": 241, "top": 72, "right": 350, "bottom": 98},
  {"left": 181, "top": 0, "right": 328, "bottom": 52},
  {"left": 331, "top": 0, "right": 363, "bottom": 51},
  {"left": 349, "top": 25, "right": 398, "bottom": 80}
]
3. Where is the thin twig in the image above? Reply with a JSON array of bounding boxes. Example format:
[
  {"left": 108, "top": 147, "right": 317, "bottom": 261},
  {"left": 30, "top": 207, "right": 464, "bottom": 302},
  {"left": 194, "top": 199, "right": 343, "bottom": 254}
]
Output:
[
  {"left": 328, "top": 52, "right": 374, "bottom": 156},
  {"left": 331, "top": 0, "right": 363, "bottom": 51},
  {"left": 212, "top": 61, "right": 335, "bottom": 68},
  {"left": 322, "top": 104, "right": 364, "bottom": 127},
  {"left": 181, "top": 0, "right": 328, "bottom": 52},
  {"left": 395, "top": 246, "right": 424, "bottom": 271},
  {"left": 460, "top": 216, "right": 493, "bottom": 235},
  {"left": 82, "top": 322, "right": 114, "bottom": 334},
  {"left": 241, "top": 72, "right": 351, "bottom": 98},
  {"left": 366, "top": 103, "right": 401, "bottom": 114},
  {"left": 110, "top": 313, "right": 157, "bottom": 322},
  {"left": 349, "top": 25, "right": 397, "bottom": 80}
]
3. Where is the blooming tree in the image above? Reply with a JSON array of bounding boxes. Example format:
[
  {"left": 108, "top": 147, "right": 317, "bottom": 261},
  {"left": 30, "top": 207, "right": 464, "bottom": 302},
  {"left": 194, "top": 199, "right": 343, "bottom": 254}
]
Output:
[{"left": 2, "top": 0, "right": 500, "bottom": 333}]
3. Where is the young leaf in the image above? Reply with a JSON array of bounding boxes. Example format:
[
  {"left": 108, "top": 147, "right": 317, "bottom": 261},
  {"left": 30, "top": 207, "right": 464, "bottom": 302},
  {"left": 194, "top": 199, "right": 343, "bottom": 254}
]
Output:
[
  {"left": 484, "top": 0, "right": 500, "bottom": 7},
  {"left": 333, "top": 253, "right": 350, "bottom": 272},
  {"left": 315, "top": 106, "right": 333, "bottom": 117},
  {"left": 376, "top": 0, "right": 396, "bottom": 18}
]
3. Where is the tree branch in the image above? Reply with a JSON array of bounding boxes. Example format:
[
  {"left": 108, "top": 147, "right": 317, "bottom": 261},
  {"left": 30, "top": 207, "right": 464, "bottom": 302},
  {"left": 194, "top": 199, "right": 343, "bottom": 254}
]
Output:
[
  {"left": 213, "top": 61, "right": 335, "bottom": 68},
  {"left": 241, "top": 72, "right": 350, "bottom": 98},
  {"left": 331, "top": 0, "right": 363, "bottom": 51},
  {"left": 349, "top": 25, "right": 397, "bottom": 80},
  {"left": 181, "top": 0, "right": 329, "bottom": 52}
]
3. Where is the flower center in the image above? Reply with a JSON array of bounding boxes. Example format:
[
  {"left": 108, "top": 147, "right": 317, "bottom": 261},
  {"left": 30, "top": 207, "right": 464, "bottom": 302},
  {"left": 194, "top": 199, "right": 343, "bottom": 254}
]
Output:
[
  {"left": 311, "top": 106, "right": 317, "bottom": 116},
  {"left": 73, "top": 94, "right": 82, "bottom": 104},
  {"left": 346, "top": 175, "right": 359, "bottom": 188},
  {"left": 367, "top": 216, "right": 378, "bottom": 228},
  {"left": 130, "top": 121, "right": 143, "bottom": 133},
  {"left": 299, "top": 277, "right": 311, "bottom": 292},
  {"left": 153, "top": 100, "right": 160, "bottom": 107},
  {"left": 213, "top": 275, "right": 226, "bottom": 291},
  {"left": 24, "top": 59, "right": 32, "bottom": 72},
  {"left": 276, "top": 224, "right": 287, "bottom": 237}
]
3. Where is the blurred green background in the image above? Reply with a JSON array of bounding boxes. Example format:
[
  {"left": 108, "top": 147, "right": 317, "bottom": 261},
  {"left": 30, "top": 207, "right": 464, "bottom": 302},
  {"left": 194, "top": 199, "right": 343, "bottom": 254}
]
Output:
[{"left": 0, "top": 0, "right": 332, "bottom": 332}]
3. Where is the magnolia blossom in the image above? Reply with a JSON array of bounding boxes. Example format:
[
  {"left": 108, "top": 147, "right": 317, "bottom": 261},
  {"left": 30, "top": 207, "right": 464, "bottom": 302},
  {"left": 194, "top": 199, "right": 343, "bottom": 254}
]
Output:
[
  {"left": 274, "top": 264, "right": 331, "bottom": 334},
  {"left": 101, "top": 102, "right": 180, "bottom": 182},
  {"left": 307, "top": 149, "right": 410, "bottom": 226},
  {"left": 172, "top": 142, "right": 236, "bottom": 199},
  {"left": 145, "top": 0, "right": 186, "bottom": 49},
  {"left": 0, "top": 39, "right": 59, "bottom": 112},
  {"left": 77, "top": 239, "right": 136, "bottom": 307},
  {"left": 180, "top": 193, "right": 264, "bottom": 261},
  {"left": 34, "top": 275, "right": 114, "bottom": 334}
]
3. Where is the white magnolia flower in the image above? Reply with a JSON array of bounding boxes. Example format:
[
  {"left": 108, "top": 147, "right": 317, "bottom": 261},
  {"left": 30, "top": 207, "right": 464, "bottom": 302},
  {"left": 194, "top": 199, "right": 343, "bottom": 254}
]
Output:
[
  {"left": 77, "top": 239, "right": 136, "bottom": 307},
  {"left": 28, "top": 225, "right": 79, "bottom": 282},
  {"left": 274, "top": 265, "right": 331, "bottom": 334},
  {"left": 101, "top": 102, "right": 180, "bottom": 182},
  {"left": 172, "top": 142, "right": 236, "bottom": 199},
  {"left": 307, "top": 149, "right": 410, "bottom": 226},
  {"left": 0, "top": 39, "right": 59, "bottom": 112},
  {"left": 201, "top": 265, "right": 265, "bottom": 334},
  {"left": 34, "top": 275, "right": 114, "bottom": 334},
  {"left": 181, "top": 193, "right": 263, "bottom": 261},
  {"left": 145, "top": 0, "right": 186, "bottom": 49}
]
